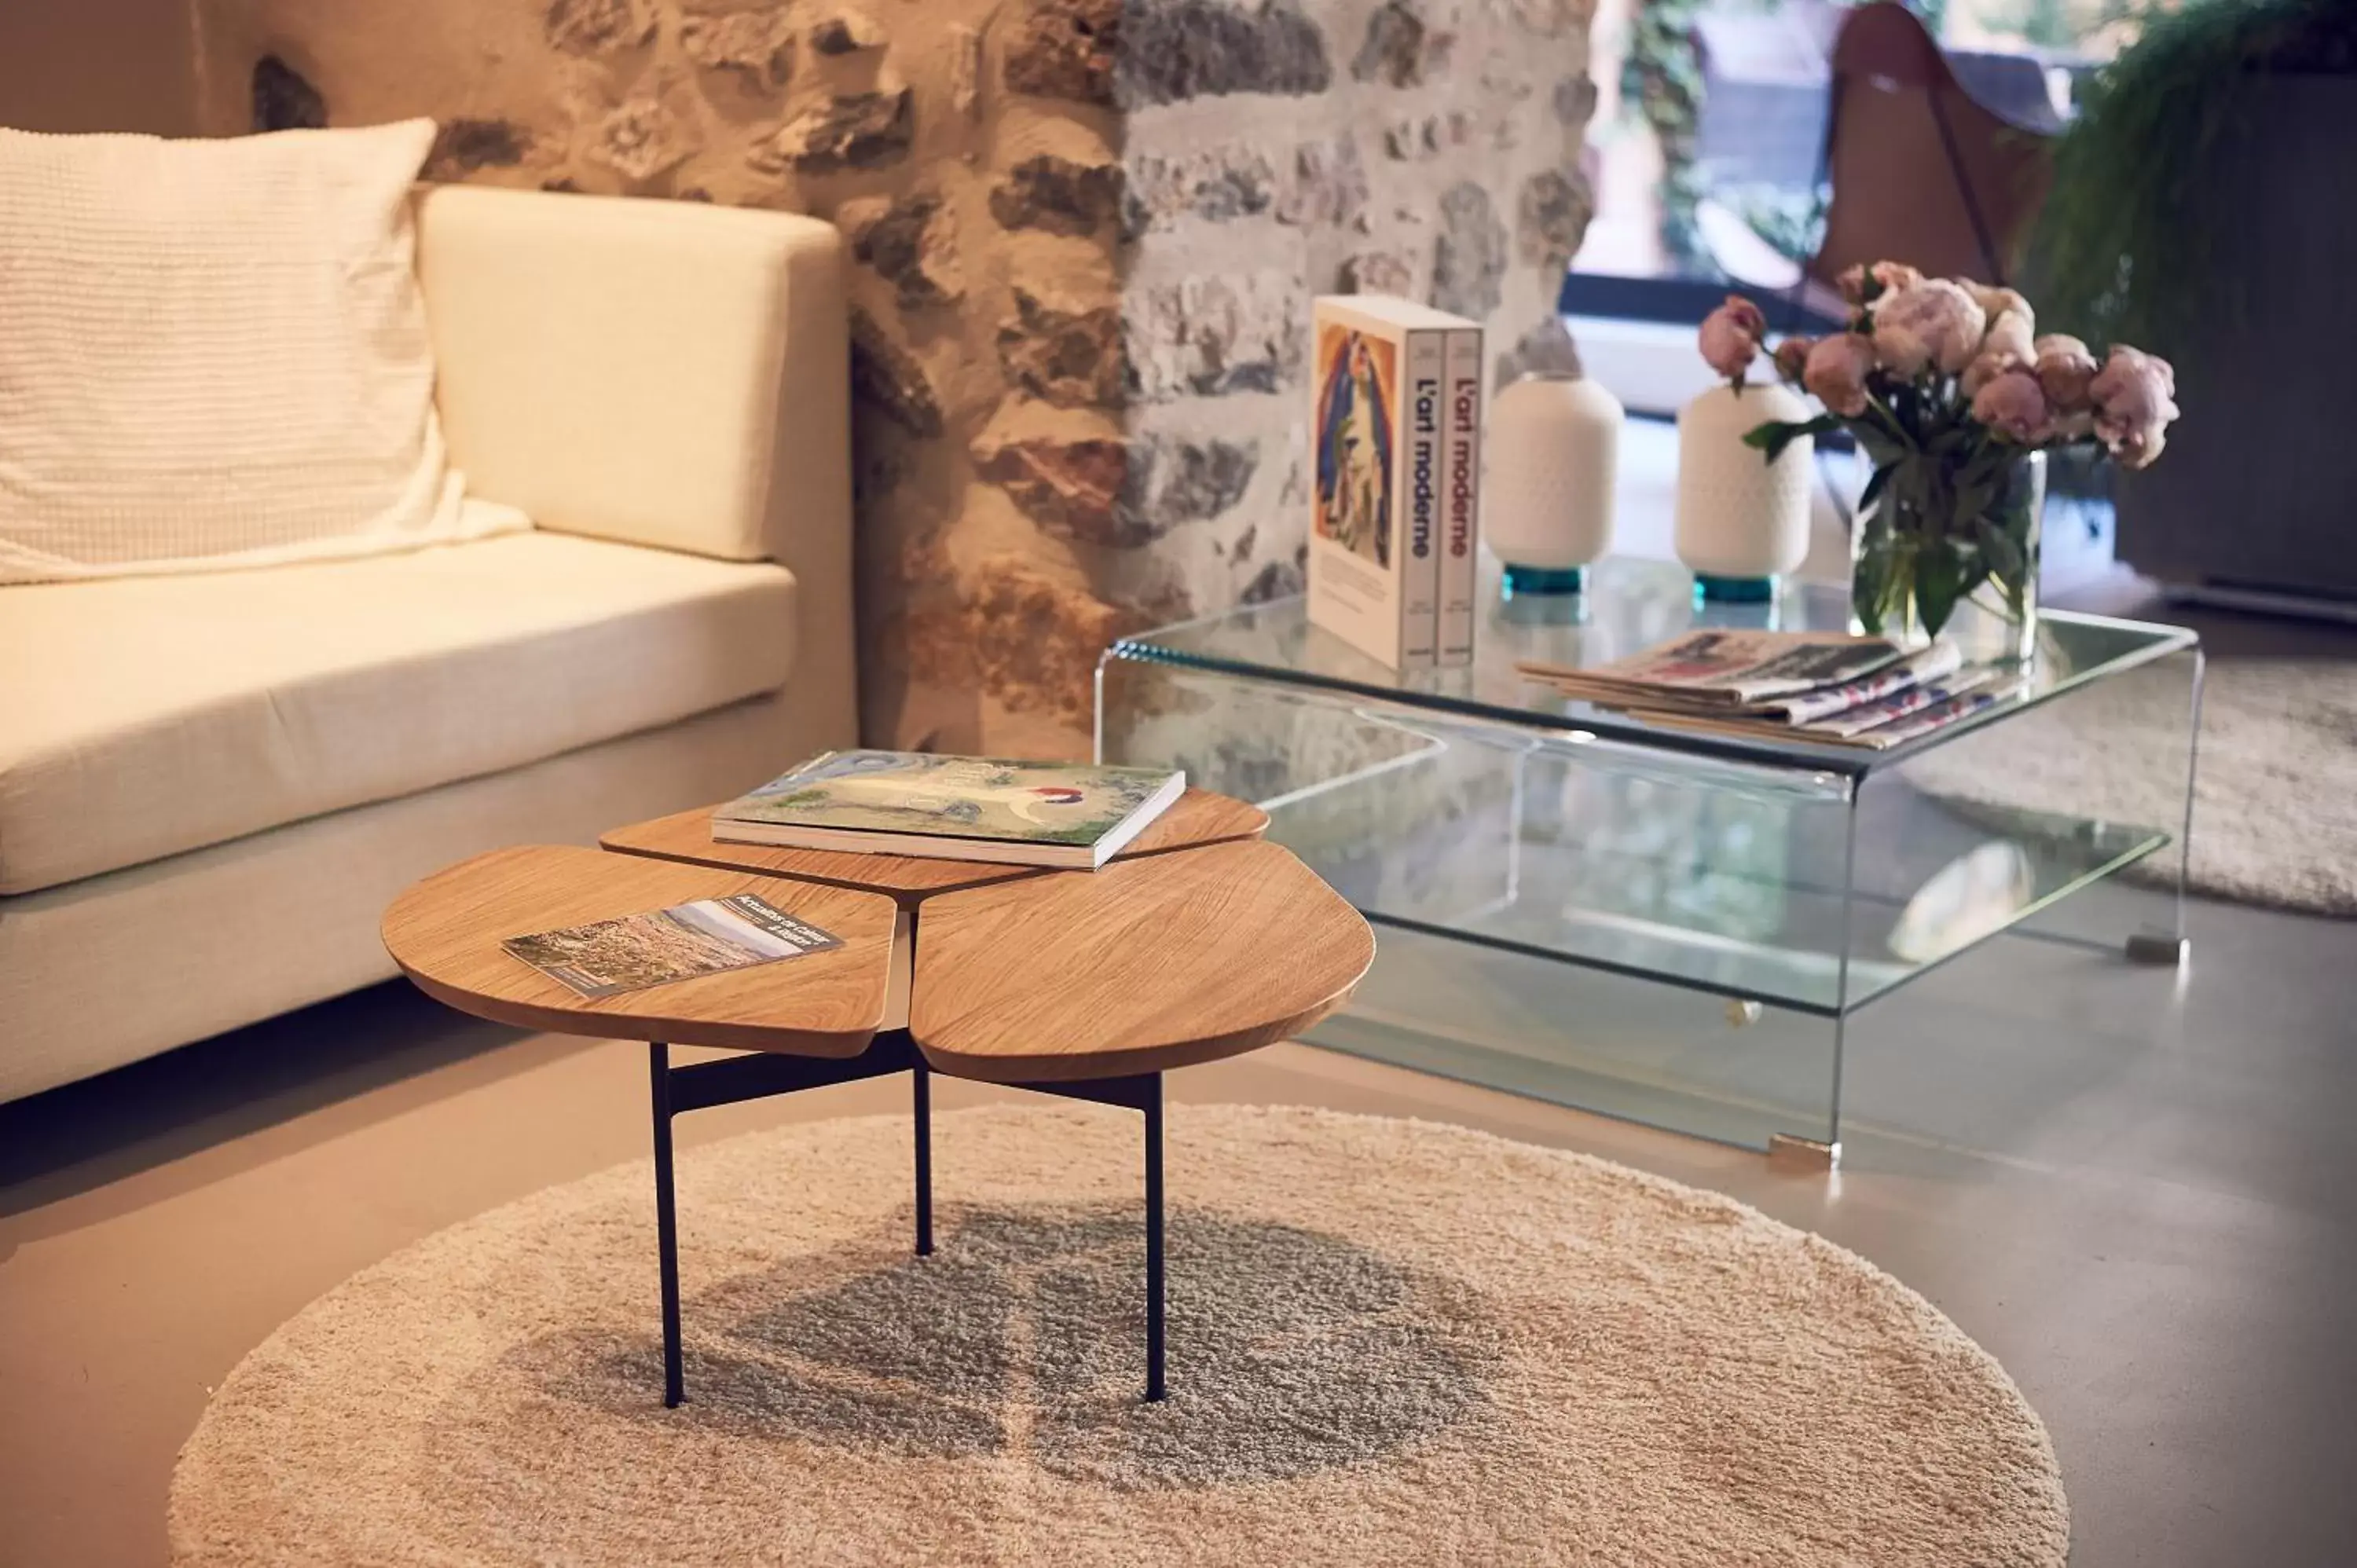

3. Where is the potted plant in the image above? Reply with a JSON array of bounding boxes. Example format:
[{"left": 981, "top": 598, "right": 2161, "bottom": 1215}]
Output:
[
  {"left": 1695, "top": 269, "right": 2179, "bottom": 660},
  {"left": 2030, "top": 0, "right": 2355, "bottom": 599}
]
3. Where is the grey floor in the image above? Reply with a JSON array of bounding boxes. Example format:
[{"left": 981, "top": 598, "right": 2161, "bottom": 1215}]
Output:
[{"left": 3, "top": 594, "right": 2353, "bottom": 1566}]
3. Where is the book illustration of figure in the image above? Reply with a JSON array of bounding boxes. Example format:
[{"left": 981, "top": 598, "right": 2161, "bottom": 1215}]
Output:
[{"left": 1315, "top": 326, "right": 1395, "bottom": 567}]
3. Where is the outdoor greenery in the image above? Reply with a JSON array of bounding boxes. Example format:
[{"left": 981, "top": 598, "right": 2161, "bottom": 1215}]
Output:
[
  {"left": 2029, "top": 0, "right": 2357, "bottom": 361},
  {"left": 1622, "top": 0, "right": 1951, "bottom": 277}
]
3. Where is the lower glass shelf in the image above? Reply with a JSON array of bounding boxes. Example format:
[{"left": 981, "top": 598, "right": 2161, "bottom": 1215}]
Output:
[{"left": 1098, "top": 634, "right": 2202, "bottom": 1153}]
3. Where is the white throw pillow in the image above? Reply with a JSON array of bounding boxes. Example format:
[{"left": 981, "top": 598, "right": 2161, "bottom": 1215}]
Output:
[{"left": 0, "top": 120, "right": 526, "bottom": 584}]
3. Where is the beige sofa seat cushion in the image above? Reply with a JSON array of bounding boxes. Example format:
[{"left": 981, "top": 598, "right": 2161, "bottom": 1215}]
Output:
[{"left": 0, "top": 530, "right": 798, "bottom": 895}]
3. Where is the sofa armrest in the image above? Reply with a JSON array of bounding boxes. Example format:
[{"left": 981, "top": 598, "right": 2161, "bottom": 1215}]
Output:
[{"left": 415, "top": 184, "right": 855, "bottom": 742}]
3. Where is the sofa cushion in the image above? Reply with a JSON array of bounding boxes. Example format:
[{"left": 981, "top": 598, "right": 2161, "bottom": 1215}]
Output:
[
  {"left": 0, "top": 530, "right": 799, "bottom": 894},
  {"left": 0, "top": 121, "right": 528, "bottom": 584}
]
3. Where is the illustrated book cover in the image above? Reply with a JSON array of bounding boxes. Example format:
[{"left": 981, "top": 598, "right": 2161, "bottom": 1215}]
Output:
[
  {"left": 1309, "top": 295, "right": 1477, "bottom": 670},
  {"left": 503, "top": 895, "right": 844, "bottom": 999},
  {"left": 711, "top": 750, "right": 1186, "bottom": 870}
]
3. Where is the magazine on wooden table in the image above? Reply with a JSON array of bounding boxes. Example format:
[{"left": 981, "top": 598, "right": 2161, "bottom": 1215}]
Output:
[
  {"left": 504, "top": 895, "right": 844, "bottom": 998},
  {"left": 712, "top": 750, "right": 1186, "bottom": 870},
  {"left": 1516, "top": 630, "right": 1908, "bottom": 710}
]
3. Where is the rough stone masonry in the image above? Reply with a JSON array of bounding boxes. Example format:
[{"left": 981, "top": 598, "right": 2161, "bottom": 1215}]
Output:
[{"left": 196, "top": 0, "right": 1596, "bottom": 757}]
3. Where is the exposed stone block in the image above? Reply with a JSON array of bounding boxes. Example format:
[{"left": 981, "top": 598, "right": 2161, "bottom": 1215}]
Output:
[
  {"left": 1338, "top": 249, "right": 1415, "bottom": 297},
  {"left": 998, "top": 290, "right": 1128, "bottom": 410},
  {"left": 846, "top": 191, "right": 965, "bottom": 309},
  {"left": 1140, "top": 437, "right": 1258, "bottom": 529},
  {"left": 680, "top": 9, "right": 796, "bottom": 90},
  {"left": 1275, "top": 136, "right": 1368, "bottom": 229},
  {"left": 1494, "top": 314, "right": 1584, "bottom": 388},
  {"left": 1351, "top": 1, "right": 1439, "bottom": 88},
  {"left": 1509, "top": 0, "right": 1585, "bottom": 38},
  {"left": 423, "top": 118, "right": 532, "bottom": 180},
  {"left": 1553, "top": 75, "right": 1599, "bottom": 126},
  {"left": 1241, "top": 557, "right": 1304, "bottom": 603},
  {"left": 991, "top": 155, "right": 1127, "bottom": 236},
  {"left": 1128, "top": 147, "right": 1277, "bottom": 227},
  {"left": 251, "top": 56, "right": 325, "bottom": 132},
  {"left": 1431, "top": 180, "right": 1506, "bottom": 319},
  {"left": 975, "top": 432, "right": 1255, "bottom": 549},
  {"left": 753, "top": 88, "right": 915, "bottom": 174},
  {"left": 1003, "top": 0, "right": 1121, "bottom": 106},
  {"left": 544, "top": 0, "right": 652, "bottom": 57},
  {"left": 850, "top": 308, "right": 945, "bottom": 438},
  {"left": 810, "top": 7, "right": 885, "bottom": 53},
  {"left": 1129, "top": 273, "right": 1302, "bottom": 399},
  {"left": 1384, "top": 111, "right": 1476, "bottom": 161},
  {"left": 951, "top": 23, "right": 984, "bottom": 118},
  {"left": 1516, "top": 168, "right": 1592, "bottom": 275},
  {"left": 974, "top": 437, "right": 1131, "bottom": 545},
  {"left": 591, "top": 97, "right": 698, "bottom": 181},
  {"left": 1117, "top": 0, "right": 1332, "bottom": 106},
  {"left": 905, "top": 553, "right": 1138, "bottom": 723}
]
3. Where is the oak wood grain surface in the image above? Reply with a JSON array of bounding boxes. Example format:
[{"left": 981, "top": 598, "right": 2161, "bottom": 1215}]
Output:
[
  {"left": 598, "top": 787, "right": 1269, "bottom": 905},
  {"left": 908, "top": 839, "right": 1375, "bottom": 1083},
  {"left": 380, "top": 845, "right": 897, "bottom": 1057}
]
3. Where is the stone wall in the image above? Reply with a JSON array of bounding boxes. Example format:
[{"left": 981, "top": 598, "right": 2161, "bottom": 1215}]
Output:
[{"left": 192, "top": 0, "right": 1595, "bottom": 758}]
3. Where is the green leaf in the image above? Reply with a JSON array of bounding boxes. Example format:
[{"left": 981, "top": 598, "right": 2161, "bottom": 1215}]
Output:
[
  {"left": 1915, "top": 540, "right": 1966, "bottom": 638},
  {"left": 1856, "top": 463, "right": 1893, "bottom": 520},
  {"left": 1974, "top": 513, "right": 2025, "bottom": 587},
  {"left": 1742, "top": 413, "right": 1841, "bottom": 466}
]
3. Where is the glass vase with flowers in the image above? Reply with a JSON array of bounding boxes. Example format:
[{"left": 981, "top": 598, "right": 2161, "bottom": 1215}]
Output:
[{"left": 1696, "top": 267, "right": 2182, "bottom": 662}]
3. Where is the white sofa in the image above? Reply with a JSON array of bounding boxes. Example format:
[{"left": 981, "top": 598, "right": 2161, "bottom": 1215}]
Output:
[{"left": 0, "top": 185, "right": 859, "bottom": 1102}]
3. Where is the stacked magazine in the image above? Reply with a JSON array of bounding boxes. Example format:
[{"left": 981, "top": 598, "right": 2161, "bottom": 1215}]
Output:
[
  {"left": 711, "top": 750, "right": 1186, "bottom": 870},
  {"left": 1516, "top": 631, "right": 2020, "bottom": 749}
]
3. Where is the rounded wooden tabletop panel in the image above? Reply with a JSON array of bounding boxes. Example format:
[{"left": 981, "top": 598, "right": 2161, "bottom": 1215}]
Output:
[
  {"left": 908, "top": 839, "right": 1376, "bottom": 1083},
  {"left": 597, "top": 788, "right": 1270, "bottom": 905},
  {"left": 380, "top": 845, "right": 898, "bottom": 1056}
]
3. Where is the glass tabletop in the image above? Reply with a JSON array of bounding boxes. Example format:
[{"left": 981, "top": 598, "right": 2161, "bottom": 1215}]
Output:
[{"left": 1108, "top": 555, "right": 2198, "bottom": 776}]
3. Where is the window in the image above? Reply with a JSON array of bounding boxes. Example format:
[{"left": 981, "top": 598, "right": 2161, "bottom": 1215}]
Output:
[{"left": 1565, "top": 0, "right": 2146, "bottom": 321}]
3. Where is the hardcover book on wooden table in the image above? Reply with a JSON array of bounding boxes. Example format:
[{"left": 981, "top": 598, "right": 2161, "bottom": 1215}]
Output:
[
  {"left": 711, "top": 750, "right": 1186, "bottom": 870},
  {"left": 1307, "top": 294, "right": 1478, "bottom": 670}
]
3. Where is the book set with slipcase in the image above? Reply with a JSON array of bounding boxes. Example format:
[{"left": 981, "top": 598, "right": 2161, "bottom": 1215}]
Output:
[{"left": 1306, "top": 295, "right": 1483, "bottom": 671}]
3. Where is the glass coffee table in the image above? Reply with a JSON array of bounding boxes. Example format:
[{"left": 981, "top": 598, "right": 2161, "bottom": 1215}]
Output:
[{"left": 1096, "top": 555, "right": 2202, "bottom": 1164}]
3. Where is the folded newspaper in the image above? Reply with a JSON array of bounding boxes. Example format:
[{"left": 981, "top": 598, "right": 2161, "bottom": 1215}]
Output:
[
  {"left": 1516, "top": 631, "right": 1908, "bottom": 711},
  {"left": 1518, "top": 630, "right": 2014, "bottom": 749}
]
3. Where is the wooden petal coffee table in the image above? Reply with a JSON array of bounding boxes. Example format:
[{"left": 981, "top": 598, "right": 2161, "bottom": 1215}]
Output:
[{"left": 383, "top": 791, "right": 1372, "bottom": 1405}]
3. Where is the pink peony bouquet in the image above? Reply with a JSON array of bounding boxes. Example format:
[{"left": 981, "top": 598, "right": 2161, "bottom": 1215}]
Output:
[{"left": 1698, "top": 266, "right": 2181, "bottom": 644}]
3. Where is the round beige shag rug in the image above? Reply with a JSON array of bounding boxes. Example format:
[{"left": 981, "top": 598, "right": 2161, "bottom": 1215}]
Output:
[{"left": 170, "top": 1105, "right": 2068, "bottom": 1566}]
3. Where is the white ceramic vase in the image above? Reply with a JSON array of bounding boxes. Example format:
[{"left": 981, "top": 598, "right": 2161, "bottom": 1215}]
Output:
[
  {"left": 1486, "top": 373, "right": 1622, "bottom": 595},
  {"left": 1674, "top": 382, "right": 1813, "bottom": 600}
]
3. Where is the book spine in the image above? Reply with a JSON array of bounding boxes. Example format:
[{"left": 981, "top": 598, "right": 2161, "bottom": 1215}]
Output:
[
  {"left": 1398, "top": 328, "right": 1446, "bottom": 669},
  {"left": 1439, "top": 327, "right": 1484, "bottom": 666}
]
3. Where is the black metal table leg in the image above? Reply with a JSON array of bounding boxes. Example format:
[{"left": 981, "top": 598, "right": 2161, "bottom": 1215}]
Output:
[
  {"left": 649, "top": 1041, "right": 685, "bottom": 1409},
  {"left": 912, "top": 1060, "right": 934, "bottom": 1257},
  {"left": 643, "top": 1034, "right": 1175, "bottom": 1407},
  {"left": 1144, "top": 1074, "right": 1166, "bottom": 1402}
]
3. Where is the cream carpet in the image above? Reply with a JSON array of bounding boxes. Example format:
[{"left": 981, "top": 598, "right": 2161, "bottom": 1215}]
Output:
[
  {"left": 1913, "top": 655, "right": 2357, "bottom": 918},
  {"left": 170, "top": 1104, "right": 2068, "bottom": 1566}
]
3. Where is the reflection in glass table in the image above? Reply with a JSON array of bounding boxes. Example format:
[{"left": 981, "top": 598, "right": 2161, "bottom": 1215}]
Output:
[{"left": 1097, "top": 556, "right": 2202, "bottom": 1162}]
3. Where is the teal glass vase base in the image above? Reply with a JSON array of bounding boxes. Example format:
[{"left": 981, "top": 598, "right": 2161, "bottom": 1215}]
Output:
[
  {"left": 1692, "top": 572, "right": 1778, "bottom": 603},
  {"left": 1501, "top": 563, "right": 1587, "bottom": 598}
]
